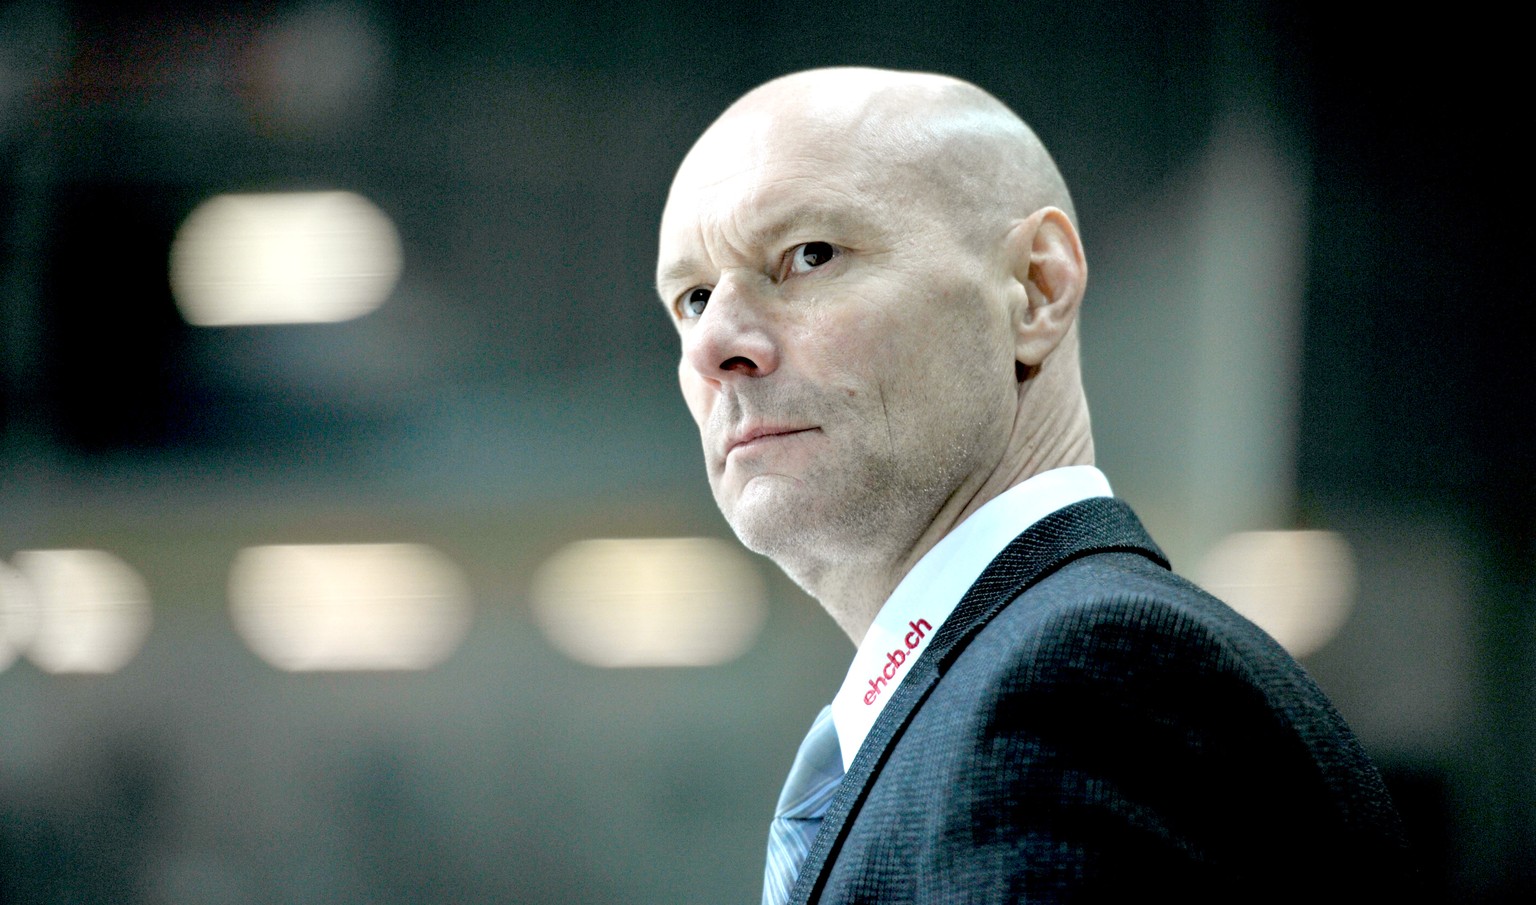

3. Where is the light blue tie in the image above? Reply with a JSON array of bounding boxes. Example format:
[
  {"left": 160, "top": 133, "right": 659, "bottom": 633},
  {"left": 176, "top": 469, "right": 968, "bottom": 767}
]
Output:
[{"left": 763, "top": 705, "right": 845, "bottom": 905}]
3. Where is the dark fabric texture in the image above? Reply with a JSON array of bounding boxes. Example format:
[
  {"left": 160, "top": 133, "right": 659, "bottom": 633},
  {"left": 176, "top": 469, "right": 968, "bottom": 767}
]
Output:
[{"left": 790, "top": 497, "right": 1409, "bottom": 903}]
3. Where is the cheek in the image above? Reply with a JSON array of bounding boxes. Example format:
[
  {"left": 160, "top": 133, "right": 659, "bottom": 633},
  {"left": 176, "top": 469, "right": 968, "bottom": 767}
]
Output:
[
  {"left": 793, "top": 300, "right": 899, "bottom": 389},
  {"left": 885, "top": 298, "right": 1014, "bottom": 410},
  {"left": 677, "top": 363, "right": 712, "bottom": 427}
]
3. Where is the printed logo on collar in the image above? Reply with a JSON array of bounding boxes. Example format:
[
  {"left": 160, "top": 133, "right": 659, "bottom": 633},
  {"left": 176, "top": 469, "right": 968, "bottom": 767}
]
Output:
[{"left": 862, "top": 618, "right": 932, "bottom": 705}]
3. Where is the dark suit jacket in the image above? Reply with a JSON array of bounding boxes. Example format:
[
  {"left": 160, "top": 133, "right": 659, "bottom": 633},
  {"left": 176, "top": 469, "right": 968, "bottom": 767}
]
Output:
[{"left": 790, "top": 497, "right": 1408, "bottom": 903}]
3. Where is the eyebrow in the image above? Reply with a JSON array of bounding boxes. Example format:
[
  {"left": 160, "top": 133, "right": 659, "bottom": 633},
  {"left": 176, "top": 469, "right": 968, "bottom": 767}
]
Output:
[
  {"left": 751, "top": 203, "right": 871, "bottom": 249},
  {"left": 656, "top": 203, "right": 874, "bottom": 294},
  {"left": 657, "top": 257, "right": 704, "bottom": 292}
]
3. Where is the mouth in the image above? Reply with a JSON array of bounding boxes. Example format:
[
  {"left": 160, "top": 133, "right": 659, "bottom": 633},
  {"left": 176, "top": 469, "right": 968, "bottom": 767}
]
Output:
[{"left": 726, "top": 425, "right": 818, "bottom": 457}]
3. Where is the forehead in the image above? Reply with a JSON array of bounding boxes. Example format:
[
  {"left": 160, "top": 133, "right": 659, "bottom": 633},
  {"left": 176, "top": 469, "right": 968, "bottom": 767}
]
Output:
[{"left": 656, "top": 111, "right": 899, "bottom": 276}]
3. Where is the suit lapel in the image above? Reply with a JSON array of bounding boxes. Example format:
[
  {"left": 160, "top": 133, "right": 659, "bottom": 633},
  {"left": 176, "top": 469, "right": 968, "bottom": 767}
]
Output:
[{"left": 787, "top": 497, "right": 1167, "bottom": 904}]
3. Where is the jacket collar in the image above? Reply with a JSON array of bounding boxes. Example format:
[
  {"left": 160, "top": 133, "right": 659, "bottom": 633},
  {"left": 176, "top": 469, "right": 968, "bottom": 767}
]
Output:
[
  {"left": 830, "top": 466, "right": 1112, "bottom": 768},
  {"left": 788, "top": 496, "right": 1167, "bottom": 904}
]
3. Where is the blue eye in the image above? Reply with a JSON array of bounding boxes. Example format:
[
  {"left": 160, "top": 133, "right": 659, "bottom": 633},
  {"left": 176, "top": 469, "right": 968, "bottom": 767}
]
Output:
[
  {"left": 790, "top": 241, "right": 836, "bottom": 273},
  {"left": 679, "top": 287, "right": 711, "bottom": 318}
]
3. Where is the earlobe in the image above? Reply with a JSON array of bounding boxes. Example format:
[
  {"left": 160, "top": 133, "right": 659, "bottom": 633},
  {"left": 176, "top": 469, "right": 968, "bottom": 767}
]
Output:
[{"left": 1007, "top": 207, "right": 1087, "bottom": 369}]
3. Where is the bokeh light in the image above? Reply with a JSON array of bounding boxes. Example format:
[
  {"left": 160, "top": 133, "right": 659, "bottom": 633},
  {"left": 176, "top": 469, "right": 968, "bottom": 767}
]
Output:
[
  {"left": 169, "top": 190, "right": 402, "bottom": 326},
  {"left": 228, "top": 543, "right": 471, "bottom": 672},
  {"left": 1196, "top": 529, "right": 1357, "bottom": 658},
  {"left": 529, "top": 537, "right": 767, "bottom": 668},
  {"left": 11, "top": 549, "right": 153, "bottom": 674}
]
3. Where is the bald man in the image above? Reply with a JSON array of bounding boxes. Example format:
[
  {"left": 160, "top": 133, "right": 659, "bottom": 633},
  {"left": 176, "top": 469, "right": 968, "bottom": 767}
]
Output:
[{"left": 656, "top": 68, "right": 1407, "bottom": 903}]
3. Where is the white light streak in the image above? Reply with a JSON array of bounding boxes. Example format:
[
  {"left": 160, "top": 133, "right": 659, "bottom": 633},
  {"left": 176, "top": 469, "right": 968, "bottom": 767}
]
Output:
[
  {"left": 12, "top": 549, "right": 152, "bottom": 674},
  {"left": 170, "top": 190, "right": 402, "bottom": 326},
  {"left": 1196, "top": 530, "right": 1356, "bottom": 658},
  {"left": 530, "top": 537, "right": 766, "bottom": 668},
  {"left": 229, "top": 543, "right": 470, "bottom": 672}
]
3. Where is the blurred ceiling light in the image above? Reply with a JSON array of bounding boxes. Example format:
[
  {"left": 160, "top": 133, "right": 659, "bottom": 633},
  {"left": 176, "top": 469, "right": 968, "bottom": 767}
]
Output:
[
  {"left": 169, "top": 191, "right": 402, "bottom": 326},
  {"left": 1195, "top": 530, "right": 1356, "bottom": 659},
  {"left": 229, "top": 543, "right": 470, "bottom": 672},
  {"left": 530, "top": 537, "right": 766, "bottom": 668},
  {"left": 11, "top": 549, "right": 152, "bottom": 674},
  {"left": 0, "top": 561, "right": 40, "bottom": 672}
]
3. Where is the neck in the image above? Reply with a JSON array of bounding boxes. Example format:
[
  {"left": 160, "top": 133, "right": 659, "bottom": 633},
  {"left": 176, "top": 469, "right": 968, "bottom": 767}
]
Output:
[{"left": 797, "top": 376, "right": 1094, "bottom": 645}]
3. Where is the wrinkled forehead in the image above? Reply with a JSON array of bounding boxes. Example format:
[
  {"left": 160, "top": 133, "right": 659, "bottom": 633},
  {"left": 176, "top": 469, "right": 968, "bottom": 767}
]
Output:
[{"left": 657, "top": 103, "right": 916, "bottom": 251}]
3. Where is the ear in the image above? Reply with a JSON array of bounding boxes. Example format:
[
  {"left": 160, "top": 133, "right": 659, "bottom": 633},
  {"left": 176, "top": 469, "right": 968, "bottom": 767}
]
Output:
[{"left": 1005, "top": 207, "right": 1087, "bottom": 370}]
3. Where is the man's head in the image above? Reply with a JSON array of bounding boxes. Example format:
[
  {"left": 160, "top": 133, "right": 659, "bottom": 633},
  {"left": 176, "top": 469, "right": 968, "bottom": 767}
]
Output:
[{"left": 655, "top": 68, "right": 1092, "bottom": 637}]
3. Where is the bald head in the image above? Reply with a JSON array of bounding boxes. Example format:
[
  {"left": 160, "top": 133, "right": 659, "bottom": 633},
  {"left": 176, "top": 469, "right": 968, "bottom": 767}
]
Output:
[
  {"left": 672, "top": 67, "right": 1076, "bottom": 254},
  {"left": 657, "top": 68, "right": 1093, "bottom": 637}
]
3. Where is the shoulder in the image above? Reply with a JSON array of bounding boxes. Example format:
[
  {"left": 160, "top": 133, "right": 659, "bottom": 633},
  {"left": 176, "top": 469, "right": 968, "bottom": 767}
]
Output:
[
  {"left": 941, "top": 550, "right": 1380, "bottom": 804},
  {"left": 856, "top": 549, "right": 1407, "bottom": 895},
  {"left": 945, "top": 549, "right": 1320, "bottom": 705}
]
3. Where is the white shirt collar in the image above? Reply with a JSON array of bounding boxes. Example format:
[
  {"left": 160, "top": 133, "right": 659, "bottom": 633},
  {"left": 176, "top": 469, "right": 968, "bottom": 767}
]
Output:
[{"left": 828, "top": 465, "right": 1113, "bottom": 769}]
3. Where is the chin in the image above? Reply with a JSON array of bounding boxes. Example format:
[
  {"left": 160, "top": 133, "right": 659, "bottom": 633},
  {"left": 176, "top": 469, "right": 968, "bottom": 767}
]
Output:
[
  {"left": 719, "top": 482, "right": 825, "bottom": 557},
  {"left": 721, "top": 494, "right": 803, "bottom": 551}
]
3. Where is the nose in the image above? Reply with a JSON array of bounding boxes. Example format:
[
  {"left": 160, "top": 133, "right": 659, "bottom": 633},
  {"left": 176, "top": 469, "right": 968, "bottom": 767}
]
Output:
[{"left": 681, "top": 276, "right": 781, "bottom": 384}]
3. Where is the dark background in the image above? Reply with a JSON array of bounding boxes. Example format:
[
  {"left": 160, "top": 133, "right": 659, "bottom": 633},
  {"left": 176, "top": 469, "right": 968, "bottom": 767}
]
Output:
[{"left": 1, "top": 1, "right": 1529, "bottom": 901}]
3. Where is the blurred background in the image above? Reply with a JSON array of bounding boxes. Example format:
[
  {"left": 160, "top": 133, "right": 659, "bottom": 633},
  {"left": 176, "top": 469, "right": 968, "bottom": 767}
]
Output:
[{"left": 0, "top": 1, "right": 1527, "bottom": 902}]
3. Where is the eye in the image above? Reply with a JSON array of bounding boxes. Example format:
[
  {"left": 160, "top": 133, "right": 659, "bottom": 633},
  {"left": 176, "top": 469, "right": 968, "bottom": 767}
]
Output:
[
  {"left": 677, "top": 287, "right": 711, "bottom": 319},
  {"left": 789, "top": 241, "right": 837, "bottom": 274}
]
